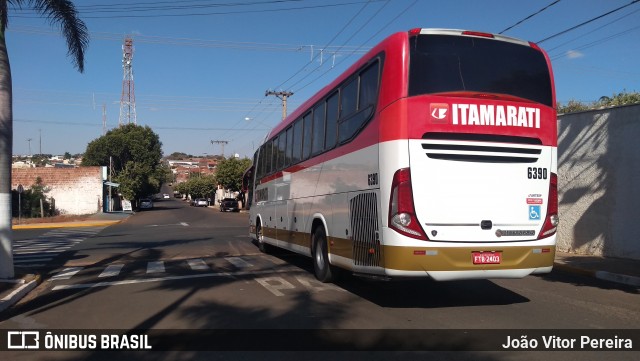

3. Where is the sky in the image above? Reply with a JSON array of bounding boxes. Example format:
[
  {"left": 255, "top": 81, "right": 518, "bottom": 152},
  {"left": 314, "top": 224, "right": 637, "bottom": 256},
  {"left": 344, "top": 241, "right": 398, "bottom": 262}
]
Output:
[{"left": 7, "top": 0, "right": 640, "bottom": 159}]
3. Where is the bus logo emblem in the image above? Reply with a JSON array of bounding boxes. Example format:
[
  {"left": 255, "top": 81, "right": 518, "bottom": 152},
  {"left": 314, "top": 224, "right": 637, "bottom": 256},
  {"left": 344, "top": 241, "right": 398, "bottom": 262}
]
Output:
[{"left": 430, "top": 103, "right": 449, "bottom": 123}]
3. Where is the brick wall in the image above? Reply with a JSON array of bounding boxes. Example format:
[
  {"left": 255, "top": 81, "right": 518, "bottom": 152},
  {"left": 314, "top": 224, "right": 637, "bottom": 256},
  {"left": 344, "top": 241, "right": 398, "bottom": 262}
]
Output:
[{"left": 11, "top": 167, "right": 105, "bottom": 215}]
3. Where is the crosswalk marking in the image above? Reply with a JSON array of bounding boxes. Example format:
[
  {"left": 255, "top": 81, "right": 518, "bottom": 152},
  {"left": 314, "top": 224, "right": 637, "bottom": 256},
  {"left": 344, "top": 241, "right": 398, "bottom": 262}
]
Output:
[
  {"left": 13, "top": 227, "right": 104, "bottom": 267},
  {"left": 225, "top": 257, "right": 253, "bottom": 268},
  {"left": 99, "top": 264, "right": 124, "bottom": 278},
  {"left": 48, "top": 256, "right": 287, "bottom": 286},
  {"left": 146, "top": 261, "right": 165, "bottom": 274},
  {"left": 52, "top": 267, "right": 84, "bottom": 280},
  {"left": 187, "top": 259, "right": 209, "bottom": 271}
]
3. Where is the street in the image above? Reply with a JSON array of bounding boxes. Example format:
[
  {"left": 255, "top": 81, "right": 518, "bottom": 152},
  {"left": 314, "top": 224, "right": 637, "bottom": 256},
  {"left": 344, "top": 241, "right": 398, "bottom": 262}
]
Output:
[{"left": 1, "top": 197, "right": 639, "bottom": 360}]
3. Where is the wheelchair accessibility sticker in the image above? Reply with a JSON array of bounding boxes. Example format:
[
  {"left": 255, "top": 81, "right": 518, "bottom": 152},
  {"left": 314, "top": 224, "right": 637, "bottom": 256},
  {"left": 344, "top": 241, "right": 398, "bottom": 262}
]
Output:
[{"left": 529, "top": 205, "right": 541, "bottom": 220}]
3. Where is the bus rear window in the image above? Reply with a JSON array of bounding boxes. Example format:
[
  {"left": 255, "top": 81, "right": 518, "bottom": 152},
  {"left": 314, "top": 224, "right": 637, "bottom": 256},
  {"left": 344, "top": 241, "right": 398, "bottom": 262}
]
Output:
[{"left": 409, "top": 34, "right": 552, "bottom": 107}]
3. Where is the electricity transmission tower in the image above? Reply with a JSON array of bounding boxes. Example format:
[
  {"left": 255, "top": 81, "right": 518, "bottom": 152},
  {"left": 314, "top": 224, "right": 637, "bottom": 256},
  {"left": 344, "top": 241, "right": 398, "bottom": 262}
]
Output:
[{"left": 119, "top": 36, "right": 137, "bottom": 126}]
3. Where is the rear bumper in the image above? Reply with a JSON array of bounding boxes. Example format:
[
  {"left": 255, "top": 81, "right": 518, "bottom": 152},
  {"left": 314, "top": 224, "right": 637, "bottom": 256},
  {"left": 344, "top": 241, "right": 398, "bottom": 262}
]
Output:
[{"left": 379, "top": 230, "right": 556, "bottom": 280}]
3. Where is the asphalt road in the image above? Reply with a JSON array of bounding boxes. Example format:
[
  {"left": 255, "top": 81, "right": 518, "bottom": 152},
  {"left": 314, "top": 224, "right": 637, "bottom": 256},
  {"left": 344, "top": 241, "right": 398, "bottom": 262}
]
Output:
[{"left": 1, "top": 197, "right": 638, "bottom": 360}]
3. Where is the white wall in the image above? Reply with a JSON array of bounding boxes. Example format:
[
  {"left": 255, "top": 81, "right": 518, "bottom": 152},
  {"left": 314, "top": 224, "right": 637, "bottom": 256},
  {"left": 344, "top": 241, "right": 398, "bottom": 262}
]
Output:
[{"left": 557, "top": 104, "right": 640, "bottom": 260}]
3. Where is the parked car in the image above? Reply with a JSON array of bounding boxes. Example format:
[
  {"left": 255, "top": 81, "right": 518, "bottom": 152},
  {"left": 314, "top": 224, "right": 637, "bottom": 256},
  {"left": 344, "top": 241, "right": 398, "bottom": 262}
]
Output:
[
  {"left": 193, "top": 198, "right": 208, "bottom": 207},
  {"left": 163, "top": 193, "right": 170, "bottom": 199},
  {"left": 139, "top": 198, "right": 153, "bottom": 210},
  {"left": 220, "top": 198, "right": 240, "bottom": 212}
]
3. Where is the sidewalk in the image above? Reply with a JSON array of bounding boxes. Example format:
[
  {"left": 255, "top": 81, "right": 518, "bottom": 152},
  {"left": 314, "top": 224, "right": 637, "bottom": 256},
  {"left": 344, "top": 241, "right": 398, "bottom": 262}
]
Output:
[{"left": 1, "top": 224, "right": 639, "bottom": 313}]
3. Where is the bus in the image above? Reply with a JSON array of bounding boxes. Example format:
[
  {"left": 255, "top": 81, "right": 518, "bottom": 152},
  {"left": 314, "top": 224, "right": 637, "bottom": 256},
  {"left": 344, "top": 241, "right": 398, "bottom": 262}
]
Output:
[{"left": 246, "top": 28, "right": 558, "bottom": 282}]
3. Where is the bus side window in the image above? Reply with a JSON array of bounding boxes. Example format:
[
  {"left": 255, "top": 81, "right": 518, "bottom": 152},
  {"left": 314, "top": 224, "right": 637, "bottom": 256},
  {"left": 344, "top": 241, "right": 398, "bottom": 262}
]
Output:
[
  {"left": 325, "top": 92, "right": 338, "bottom": 150},
  {"left": 340, "top": 78, "right": 358, "bottom": 119},
  {"left": 265, "top": 139, "right": 274, "bottom": 174},
  {"left": 359, "top": 61, "right": 379, "bottom": 110},
  {"left": 285, "top": 126, "right": 293, "bottom": 167},
  {"left": 302, "top": 112, "right": 313, "bottom": 160},
  {"left": 278, "top": 133, "right": 287, "bottom": 170},
  {"left": 292, "top": 118, "right": 303, "bottom": 164},
  {"left": 312, "top": 102, "right": 326, "bottom": 155}
]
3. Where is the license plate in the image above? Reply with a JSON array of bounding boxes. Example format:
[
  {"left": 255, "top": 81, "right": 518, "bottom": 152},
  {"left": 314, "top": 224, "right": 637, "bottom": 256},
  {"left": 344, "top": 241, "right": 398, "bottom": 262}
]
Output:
[{"left": 472, "top": 251, "right": 502, "bottom": 265}]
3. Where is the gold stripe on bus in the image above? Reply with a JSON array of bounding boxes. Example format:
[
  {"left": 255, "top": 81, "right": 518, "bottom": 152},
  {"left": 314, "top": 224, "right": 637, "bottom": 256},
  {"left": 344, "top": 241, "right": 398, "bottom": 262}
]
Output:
[
  {"left": 381, "top": 245, "right": 555, "bottom": 271},
  {"left": 260, "top": 227, "right": 353, "bottom": 259}
]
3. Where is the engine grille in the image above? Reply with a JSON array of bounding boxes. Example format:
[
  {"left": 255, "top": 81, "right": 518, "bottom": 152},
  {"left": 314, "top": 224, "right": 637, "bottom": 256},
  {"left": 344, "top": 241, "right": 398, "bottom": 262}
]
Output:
[{"left": 349, "top": 192, "right": 381, "bottom": 267}]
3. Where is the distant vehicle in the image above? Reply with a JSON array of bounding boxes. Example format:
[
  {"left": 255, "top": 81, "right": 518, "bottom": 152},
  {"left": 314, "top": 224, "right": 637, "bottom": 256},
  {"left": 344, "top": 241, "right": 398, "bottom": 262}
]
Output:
[
  {"left": 220, "top": 198, "right": 239, "bottom": 212},
  {"left": 193, "top": 198, "right": 208, "bottom": 207},
  {"left": 163, "top": 194, "right": 170, "bottom": 199},
  {"left": 139, "top": 198, "right": 153, "bottom": 210}
]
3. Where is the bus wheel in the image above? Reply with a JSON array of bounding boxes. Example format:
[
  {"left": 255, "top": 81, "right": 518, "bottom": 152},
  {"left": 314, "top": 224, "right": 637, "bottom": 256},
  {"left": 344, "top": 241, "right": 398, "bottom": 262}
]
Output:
[
  {"left": 257, "top": 220, "right": 270, "bottom": 254},
  {"left": 312, "top": 227, "right": 335, "bottom": 283}
]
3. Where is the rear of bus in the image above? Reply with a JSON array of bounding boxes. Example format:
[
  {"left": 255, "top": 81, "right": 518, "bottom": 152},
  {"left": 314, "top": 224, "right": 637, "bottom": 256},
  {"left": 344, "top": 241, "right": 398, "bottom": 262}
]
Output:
[{"left": 380, "top": 29, "right": 558, "bottom": 280}]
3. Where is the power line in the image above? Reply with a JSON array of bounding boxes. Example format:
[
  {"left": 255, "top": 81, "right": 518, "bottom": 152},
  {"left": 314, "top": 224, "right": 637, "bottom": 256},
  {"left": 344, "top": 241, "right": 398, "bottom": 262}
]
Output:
[
  {"left": 10, "top": 0, "right": 385, "bottom": 19},
  {"left": 293, "top": 0, "right": 417, "bottom": 94},
  {"left": 499, "top": 0, "right": 562, "bottom": 34},
  {"left": 537, "top": 0, "right": 640, "bottom": 43},
  {"left": 545, "top": 7, "right": 640, "bottom": 53}
]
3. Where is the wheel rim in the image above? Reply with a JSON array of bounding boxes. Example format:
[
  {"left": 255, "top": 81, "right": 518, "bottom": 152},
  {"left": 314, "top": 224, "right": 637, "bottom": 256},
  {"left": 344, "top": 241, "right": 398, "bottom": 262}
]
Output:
[{"left": 315, "top": 239, "right": 325, "bottom": 271}]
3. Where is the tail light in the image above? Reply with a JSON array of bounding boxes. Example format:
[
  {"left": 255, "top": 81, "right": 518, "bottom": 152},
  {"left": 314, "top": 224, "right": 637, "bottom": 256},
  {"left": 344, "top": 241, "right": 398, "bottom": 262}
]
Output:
[
  {"left": 389, "top": 168, "right": 428, "bottom": 240},
  {"left": 538, "top": 173, "right": 559, "bottom": 239}
]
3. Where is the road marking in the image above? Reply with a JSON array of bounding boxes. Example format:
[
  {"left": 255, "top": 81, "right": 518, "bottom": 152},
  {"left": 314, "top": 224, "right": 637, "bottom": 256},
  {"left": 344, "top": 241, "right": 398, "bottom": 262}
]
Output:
[
  {"left": 147, "top": 261, "right": 165, "bottom": 274},
  {"left": 50, "top": 268, "right": 305, "bottom": 290},
  {"left": 225, "top": 257, "right": 253, "bottom": 268},
  {"left": 255, "top": 277, "right": 295, "bottom": 297},
  {"left": 99, "top": 264, "right": 124, "bottom": 278},
  {"left": 51, "top": 267, "right": 84, "bottom": 280},
  {"left": 187, "top": 259, "right": 210, "bottom": 271}
]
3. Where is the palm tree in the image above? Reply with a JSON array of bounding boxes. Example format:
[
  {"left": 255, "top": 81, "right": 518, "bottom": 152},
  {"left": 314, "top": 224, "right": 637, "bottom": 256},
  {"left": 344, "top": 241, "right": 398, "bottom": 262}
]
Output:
[{"left": 0, "top": 1, "right": 89, "bottom": 278}]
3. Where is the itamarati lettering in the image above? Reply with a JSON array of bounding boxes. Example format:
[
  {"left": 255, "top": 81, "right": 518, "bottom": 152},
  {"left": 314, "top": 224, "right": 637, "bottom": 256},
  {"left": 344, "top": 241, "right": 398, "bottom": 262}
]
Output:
[{"left": 452, "top": 104, "right": 540, "bottom": 128}]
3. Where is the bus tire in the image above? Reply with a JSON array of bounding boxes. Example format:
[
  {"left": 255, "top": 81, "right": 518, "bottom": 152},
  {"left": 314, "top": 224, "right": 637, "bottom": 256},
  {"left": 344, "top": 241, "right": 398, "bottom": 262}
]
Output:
[
  {"left": 312, "top": 227, "right": 336, "bottom": 283},
  {"left": 256, "top": 220, "right": 271, "bottom": 254}
]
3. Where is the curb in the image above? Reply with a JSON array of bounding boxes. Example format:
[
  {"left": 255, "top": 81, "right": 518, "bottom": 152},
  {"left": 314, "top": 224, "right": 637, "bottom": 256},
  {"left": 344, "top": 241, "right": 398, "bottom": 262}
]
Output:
[
  {"left": 553, "top": 262, "right": 640, "bottom": 287},
  {"left": 12, "top": 220, "right": 123, "bottom": 230},
  {"left": 0, "top": 274, "right": 41, "bottom": 313}
]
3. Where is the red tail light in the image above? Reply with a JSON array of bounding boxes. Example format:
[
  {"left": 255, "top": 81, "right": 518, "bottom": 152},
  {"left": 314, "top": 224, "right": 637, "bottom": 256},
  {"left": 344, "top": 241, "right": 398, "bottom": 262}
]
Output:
[
  {"left": 462, "top": 31, "right": 494, "bottom": 39},
  {"left": 389, "top": 168, "right": 428, "bottom": 240},
  {"left": 538, "top": 173, "right": 559, "bottom": 239}
]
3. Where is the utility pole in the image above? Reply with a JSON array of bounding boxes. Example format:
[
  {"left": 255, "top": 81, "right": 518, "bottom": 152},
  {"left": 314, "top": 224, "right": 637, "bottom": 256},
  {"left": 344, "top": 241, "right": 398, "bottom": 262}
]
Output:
[
  {"left": 211, "top": 140, "right": 229, "bottom": 158},
  {"left": 27, "top": 138, "right": 32, "bottom": 157},
  {"left": 265, "top": 90, "right": 294, "bottom": 120}
]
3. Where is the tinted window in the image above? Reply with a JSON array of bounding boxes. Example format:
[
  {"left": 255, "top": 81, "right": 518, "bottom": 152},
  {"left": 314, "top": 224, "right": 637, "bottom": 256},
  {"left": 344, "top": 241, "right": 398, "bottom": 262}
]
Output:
[
  {"left": 277, "top": 134, "right": 286, "bottom": 170},
  {"left": 292, "top": 118, "right": 303, "bottom": 164},
  {"left": 302, "top": 112, "right": 313, "bottom": 160},
  {"left": 359, "top": 61, "right": 379, "bottom": 109},
  {"left": 325, "top": 92, "right": 339, "bottom": 149},
  {"left": 265, "top": 140, "right": 273, "bottom": 174},
  {"left": 408, "top": 34, "right": 552, "bottom": 107},
  {"left": 340, "top": 79, "right": 358, "bottom": 119},
  {"left": 312, "top": 102, "right": 326, "bottom": 155},
  {"left": 285, "top": 127, "right": 293, "bottom": 167}
]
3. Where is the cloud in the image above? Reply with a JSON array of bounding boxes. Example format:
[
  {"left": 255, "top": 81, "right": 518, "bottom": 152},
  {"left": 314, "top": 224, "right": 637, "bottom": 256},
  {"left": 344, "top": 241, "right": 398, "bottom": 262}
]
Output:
[{"left": 566, "top": 50, "right": 584, "bottom": 59}]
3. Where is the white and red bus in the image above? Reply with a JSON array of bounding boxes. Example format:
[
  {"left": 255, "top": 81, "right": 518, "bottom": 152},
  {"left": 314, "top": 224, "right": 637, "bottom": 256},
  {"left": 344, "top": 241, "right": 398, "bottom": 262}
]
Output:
[{"left": 246, "top": 28, "right": 558, "bottom": 282}]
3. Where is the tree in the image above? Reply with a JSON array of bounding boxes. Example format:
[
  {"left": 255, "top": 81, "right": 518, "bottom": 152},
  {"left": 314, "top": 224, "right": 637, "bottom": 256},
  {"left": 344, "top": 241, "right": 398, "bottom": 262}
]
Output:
[
  {"left": 0, "top": 1, "right": 89, "bottom": 278},
  {"left": 82, "top": 124, "right": 164, "bottom": 202},
  {"left": 558, "top": 90, "right": 640, "bottom": 114},
  {"left": 215, "top": 157, "right": 252, "bottom": 191}
]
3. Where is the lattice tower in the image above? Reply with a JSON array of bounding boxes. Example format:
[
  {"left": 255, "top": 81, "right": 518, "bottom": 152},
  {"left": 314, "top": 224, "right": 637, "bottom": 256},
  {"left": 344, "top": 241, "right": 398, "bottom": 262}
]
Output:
[{"left": 118, "top": 37, "right": 137, "bottom": 126}]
